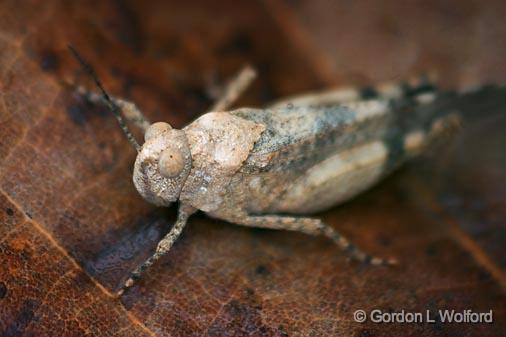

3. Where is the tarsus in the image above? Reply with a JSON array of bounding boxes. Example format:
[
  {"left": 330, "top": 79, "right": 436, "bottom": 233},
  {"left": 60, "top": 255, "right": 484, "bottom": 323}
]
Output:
[{"left": 68, "top": 45, "right": 141, "bottom": 151}]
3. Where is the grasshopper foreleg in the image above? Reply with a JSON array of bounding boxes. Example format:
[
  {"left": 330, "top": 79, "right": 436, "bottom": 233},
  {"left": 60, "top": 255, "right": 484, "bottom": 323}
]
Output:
[{"left": 117, "top": 204, "right": 196, "bottom": 296}]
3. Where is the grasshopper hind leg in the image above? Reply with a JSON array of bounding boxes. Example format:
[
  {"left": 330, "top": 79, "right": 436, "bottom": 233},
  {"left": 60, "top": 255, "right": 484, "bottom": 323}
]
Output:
[{"left": 224, "top": 214, "right": 397, "bottom": 266}]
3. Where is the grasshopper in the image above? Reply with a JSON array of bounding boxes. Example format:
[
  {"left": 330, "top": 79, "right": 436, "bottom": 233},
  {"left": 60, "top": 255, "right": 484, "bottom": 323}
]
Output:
[{"left": 69, "top": 47, "right": 462, "bottom": 295}]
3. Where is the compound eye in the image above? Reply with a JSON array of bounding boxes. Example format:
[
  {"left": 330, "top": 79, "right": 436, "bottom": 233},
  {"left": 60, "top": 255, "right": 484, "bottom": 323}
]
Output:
[
  {"left": 145, "top": 122, "right": 172, "bottom": 141},
  {"left": 159, "top": 147, "right": 185, "bottom": 178}
]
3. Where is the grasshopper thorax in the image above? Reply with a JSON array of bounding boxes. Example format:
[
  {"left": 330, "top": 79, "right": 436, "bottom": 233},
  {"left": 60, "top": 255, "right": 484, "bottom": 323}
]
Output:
[{"left": 133, "top": 122, "right": 192, "bottom": 206}]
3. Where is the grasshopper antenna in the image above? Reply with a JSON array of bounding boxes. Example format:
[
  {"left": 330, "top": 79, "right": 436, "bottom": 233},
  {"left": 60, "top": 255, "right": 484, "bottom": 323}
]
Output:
[{"left": 68, "top": 45, "right": 141, "bottom": 151}]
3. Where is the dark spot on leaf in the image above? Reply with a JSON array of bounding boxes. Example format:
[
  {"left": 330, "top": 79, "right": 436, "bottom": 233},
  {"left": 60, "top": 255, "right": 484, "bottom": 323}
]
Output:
[
  {"left": 182, "top": 83, "right": 212, "bottom": 107},
  {"left": 255, "top": 264, "right": 270, "bottom": 276},
  {"left": 377, "top": 236, "right": 391, "bottom": 246},
  {"left": 285, "top": 0, "right": 302, "bottom": 6},
  {"left": 65, "top": 94, "right": 109, "bottom": 126},
  {"left": 85, "top": 208, "right": 173, "bottom": 291},
  {"left": 66, "top": 102, "right": 87, "bottom": 126},
  {"left": 259, "top": 326, "right": 269, "bottom": 334},
  {"left": 25, "top": 211, "right": 32, "bottom": 219},
  {"left": 477, "top": 269, "right": 491, "bottom": 281},
  {"left": 39, "top": 50, "right": 60, "bottom": 72},
  {"left": 2, "top": 299, "right": 38, "bottom": 336},
  {"left": 5, "top": 208, "right": 14, "bottom": 216},
  {"left": 219, "top": 31, "right": 253, "bottom": 54},
  {"left": 153, "top": 39, "right": 181, "bottom": 59},
  {"left": 111, "top": 0, "right": 144, "bottom": 54},
  {"left": 425, "top": 243, "right": 438, "bottom": 256},
  {"left": 430, "top": 310, "right": 444, "bottom": 331},
  {"left": 206, "top": 295, "right": 276, "bottom": 336},
  {"left": 357, "top": 330, "right": 373, "bottom": 337},
  {"left": 20, "top": 248, "right": 32, "bottom": 261},
  {"left": 0, "top": 282, "right": 7, "bottom": 299}
]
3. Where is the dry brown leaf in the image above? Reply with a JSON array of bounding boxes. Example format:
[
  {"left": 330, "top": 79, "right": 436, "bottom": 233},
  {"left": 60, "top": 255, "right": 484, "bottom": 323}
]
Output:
[{"left": 1, "top": 1, "right": 505, "bottom": 336}]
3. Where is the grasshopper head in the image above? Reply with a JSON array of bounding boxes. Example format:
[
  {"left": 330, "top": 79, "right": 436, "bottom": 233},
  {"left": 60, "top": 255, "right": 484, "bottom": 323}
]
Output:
[{"left": 133, "top": 122, "right": 192, "bottom": 206}]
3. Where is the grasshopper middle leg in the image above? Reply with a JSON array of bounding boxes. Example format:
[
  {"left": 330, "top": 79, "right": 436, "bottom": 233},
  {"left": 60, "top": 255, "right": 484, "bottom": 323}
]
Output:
[{"left": 210, "top": 65, "right": 256, "bottom": 112}]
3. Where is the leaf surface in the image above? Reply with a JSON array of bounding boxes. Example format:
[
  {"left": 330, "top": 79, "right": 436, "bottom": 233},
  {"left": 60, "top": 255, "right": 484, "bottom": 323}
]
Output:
[{"left": 1, "top": 1, "right": 505, "bottom": 336}]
